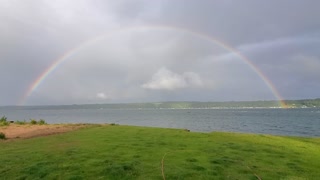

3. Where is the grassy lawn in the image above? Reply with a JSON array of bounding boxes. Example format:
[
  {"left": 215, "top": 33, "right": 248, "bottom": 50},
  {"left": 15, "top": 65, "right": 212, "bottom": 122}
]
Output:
[{"left": 0, "top": 125, "right": 319, "bottom": 179}]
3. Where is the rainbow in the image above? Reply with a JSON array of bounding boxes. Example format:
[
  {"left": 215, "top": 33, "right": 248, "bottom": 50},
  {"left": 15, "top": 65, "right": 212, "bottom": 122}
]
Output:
[{"left": 19, "top": 25, "right": 288, "bottom": 108}]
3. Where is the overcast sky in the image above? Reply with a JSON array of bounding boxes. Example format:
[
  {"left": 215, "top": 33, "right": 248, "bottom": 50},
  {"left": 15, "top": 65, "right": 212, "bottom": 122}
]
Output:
[{"left": 1, "top": 0, "right": 320, "bottom": 105}]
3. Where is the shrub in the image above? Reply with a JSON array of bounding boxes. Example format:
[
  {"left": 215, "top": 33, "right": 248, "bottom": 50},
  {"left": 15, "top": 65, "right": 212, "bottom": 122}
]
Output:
[
  {"left": 15, "top": 120, "right": 27, "bottom": 125},
  {"left": 0, "top": 121, "right": 9, "bottom": 126},
  {"left": 0, "top": 116, "right": 9, "bottom": 126},
  {"left": 0, "top": 132, "right": 6, "bottom": 140},
  {"left": 30, "top": 119, "right": 37, "bottom": 125},
  {"left": 0, "top": 116, "right": 7, "bottom": 122},
  {"left": 39, "top": 119, "right": 46, "bottom": 125}
]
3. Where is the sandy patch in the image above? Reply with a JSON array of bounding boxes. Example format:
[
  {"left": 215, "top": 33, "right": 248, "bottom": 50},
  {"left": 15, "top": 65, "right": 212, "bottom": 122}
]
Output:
[{"left": 0, "top": 124, "right": 92, "bottom": 140}]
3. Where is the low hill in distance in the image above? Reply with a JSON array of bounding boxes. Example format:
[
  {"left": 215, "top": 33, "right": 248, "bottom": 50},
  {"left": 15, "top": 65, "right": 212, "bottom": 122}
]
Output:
[{"left": 15, "top": 98, "right": 320, "bottom": 109}]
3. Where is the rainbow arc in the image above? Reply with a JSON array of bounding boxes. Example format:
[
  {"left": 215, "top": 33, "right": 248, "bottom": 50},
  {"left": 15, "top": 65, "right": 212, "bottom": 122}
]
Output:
[{"left": 19, "top": 25, "right": 287, "bottom": 108}]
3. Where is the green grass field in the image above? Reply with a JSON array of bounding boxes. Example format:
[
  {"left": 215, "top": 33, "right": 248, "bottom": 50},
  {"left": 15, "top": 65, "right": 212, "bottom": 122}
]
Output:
[{"left": 0, "top": 125, "right": 319, "bottom": 179}]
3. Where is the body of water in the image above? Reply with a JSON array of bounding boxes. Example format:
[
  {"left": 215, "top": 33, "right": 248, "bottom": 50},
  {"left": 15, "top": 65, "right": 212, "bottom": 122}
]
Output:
[{"left": 1, "top": 106, "right": 319, "bottom": 137}]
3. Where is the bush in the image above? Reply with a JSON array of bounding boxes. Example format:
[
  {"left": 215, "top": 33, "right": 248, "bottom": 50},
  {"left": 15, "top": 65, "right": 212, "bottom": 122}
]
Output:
[
  {"left": 30, "top": 119, "right": 37, "bottom": 125},
  {"left": 39, "top": 119, "right": 46, "bottom": 125},
  {"left": 0, "top": 132, "right": 6, "bottom": 140},
  {"left": 0, "top": 121, "right": 9, "bottom": 126},
  {"left": 0, "top": 116, "right": 9, "bottom": 126},
  {"left": 15, "top": 120, "right": 27, "bottom": 125},
  {"left": 0, "top": 116, "right": 7, "bottom": 122}
]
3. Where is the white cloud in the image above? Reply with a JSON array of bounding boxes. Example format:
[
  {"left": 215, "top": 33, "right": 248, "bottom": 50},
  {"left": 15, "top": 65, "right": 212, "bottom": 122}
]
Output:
[
  {"left": 96, "top": 92, "right": 108, "bottom": 99},
  {"left": 142, "top": 67, "right": 203, "bottom": 90}
]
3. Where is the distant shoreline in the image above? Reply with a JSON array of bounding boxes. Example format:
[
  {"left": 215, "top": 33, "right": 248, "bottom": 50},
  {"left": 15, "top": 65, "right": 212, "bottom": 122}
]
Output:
[{"left": 2, "top": 98, "right": 320, "bottom": 108}]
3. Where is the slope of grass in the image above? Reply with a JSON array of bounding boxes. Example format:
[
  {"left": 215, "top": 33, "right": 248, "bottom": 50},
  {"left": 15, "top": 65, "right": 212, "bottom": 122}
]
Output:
[{"left": 0, "top": 125, "right": 319, "bottom": 179}]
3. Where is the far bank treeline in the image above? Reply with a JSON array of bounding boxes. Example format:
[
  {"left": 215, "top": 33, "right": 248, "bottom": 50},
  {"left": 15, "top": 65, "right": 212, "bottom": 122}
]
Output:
[{"left": 14, "top": 98, "right": 320, "bottom": 109}]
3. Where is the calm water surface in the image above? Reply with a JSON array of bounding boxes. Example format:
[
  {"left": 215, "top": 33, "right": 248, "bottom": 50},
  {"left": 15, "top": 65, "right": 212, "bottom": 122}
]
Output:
[{"left": 1, "top": 106, "right": 319, "bottom": 137}]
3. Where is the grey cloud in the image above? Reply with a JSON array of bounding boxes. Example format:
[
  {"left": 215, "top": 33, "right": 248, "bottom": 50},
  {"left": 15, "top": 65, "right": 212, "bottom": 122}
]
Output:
[
  {"left": 0, "top": 0, "right": 319, "bottom": 105},
  {"left": 157, "top": 0, "right": 320, "bottom": 45},
  {"left": 234, "top": 39, "right": 320, "bottom": 99},
  {"left": 237, "top": 36, "right": 320, "bottom": 54}
]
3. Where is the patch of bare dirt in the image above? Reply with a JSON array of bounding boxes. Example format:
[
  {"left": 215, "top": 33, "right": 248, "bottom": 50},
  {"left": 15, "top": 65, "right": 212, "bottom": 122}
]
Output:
[{"left": 0, "top": 124, "right": 92, "bottom": 140}]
